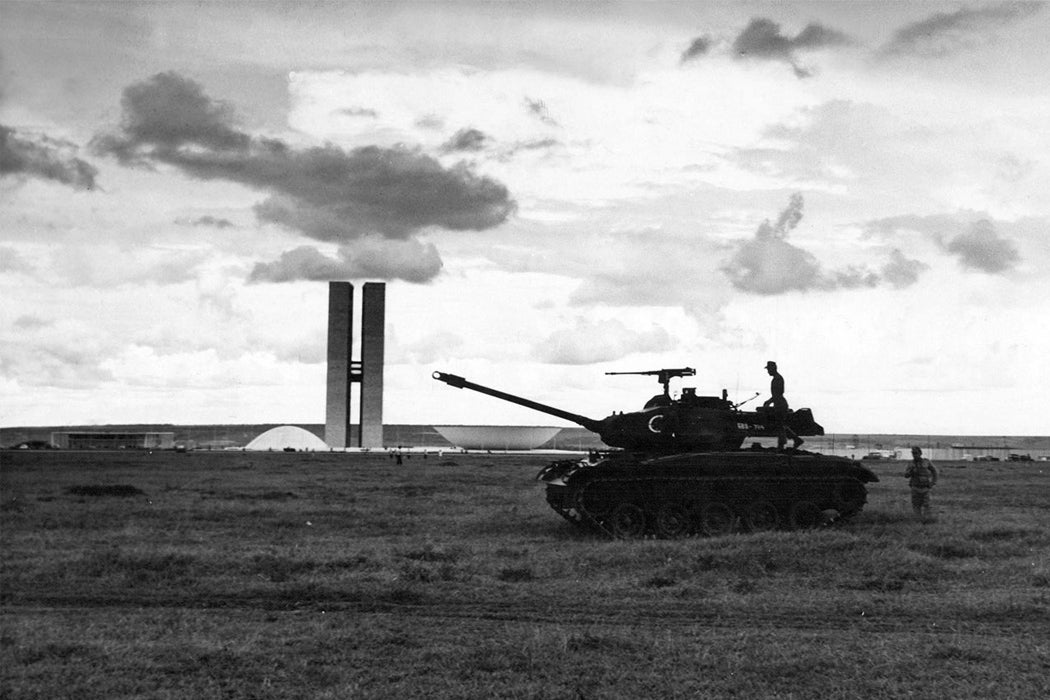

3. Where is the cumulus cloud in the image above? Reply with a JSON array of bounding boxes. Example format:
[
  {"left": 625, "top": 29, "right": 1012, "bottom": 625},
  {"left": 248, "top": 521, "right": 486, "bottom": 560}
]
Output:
[
  {"left": 441, "top": 127, "right": 489, "bottom": 153},
  {"left": 722, "top": 194, "right": 925, "bottom": 294},
  {"left": 533, "top": 318, "right": 672, "bottom": 365},
  {"left": 0, "top": 318, "right": 116, "bottom": 388},
  {"left": 721, "top": 193, "right": 821, "bottom": 293},
  {"left": 338, "top": 107, "right": 378, "bottom": 118},
  {"left": 831, "top": 266, "right": 880, "bottom": 289},
  {"left": 396, "top": 331, "right": 465, "bottom": 364},
  {"left": 864, "top": 213, "right": 968, "bottom": 244},
  {"left": 339, "top": 237, "right": 443, "bottom": 282},
  {"left": 680, "top": 36, "right": 712, "bottom": 63},
  {"left": 563, "top": 231, "right": 729, "bottom": 319},
  {"left": 525, "top": 98, "right": 558, "bottom": 126},
  {"left": 879, "top": 2, "right": 1043, "bottom": 57},
  {"left": 569, "top": 270, "right": 681, "bottom": 308},
  {"left": 13, "top": 315, "right": 52, "bottom": 330},
  {"left": 249, "top": 238, "right": 442, "bottom": 284},
  {"left": 865, "top": 214, "right": 1021, "bottom": 274},
  {"left": 505, "top": 138, "right": 559, "bottom": 156},
  {"left": 416, "top": 114, "right": 445, "bottom": 131},
  {"left": 1, "top": 124, "right": 98, "bottom": 190},
  {"left": 105, "top": 72, "right": 249, "bottom": 155},
  {"left": 945, "top": 219, "right": 1020, "bottom": 273},
  {"left": 0, "top": 245, "right": 33, "bottom": 274},
  {"left": 881, "top": 249, "right": 929, "bottom": 288},
  {"left": 176, "top": 215, "right": 235, "bottom": 229},
  {"left": 731, "top": 18, "right": 852, "bottom": 77},
  {"left": 247, "top": 246, "right": 347, "bottom": 284},
  {"left": 50, "top": 245, "right": 211, "bottom": 288},
  {"left": 94, "top": 72, "right": 515, "bottom": 282}
]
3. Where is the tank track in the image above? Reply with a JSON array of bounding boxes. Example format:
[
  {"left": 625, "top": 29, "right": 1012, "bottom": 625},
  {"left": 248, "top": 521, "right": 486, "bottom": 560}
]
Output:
[{"left": 541, "top": 469, "right": 871, "bottom": 539}]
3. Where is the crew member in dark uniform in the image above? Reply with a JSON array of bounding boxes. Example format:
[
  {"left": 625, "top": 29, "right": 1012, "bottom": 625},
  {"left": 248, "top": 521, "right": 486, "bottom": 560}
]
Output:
[{"left": 762, "top": 361, "right": 803, "bottom": 450}]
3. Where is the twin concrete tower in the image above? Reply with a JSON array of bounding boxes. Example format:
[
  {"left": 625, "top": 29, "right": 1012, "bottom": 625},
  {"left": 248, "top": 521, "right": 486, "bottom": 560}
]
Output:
[{"left": 324, "top": 281, "right": 385, "bottom": 449}]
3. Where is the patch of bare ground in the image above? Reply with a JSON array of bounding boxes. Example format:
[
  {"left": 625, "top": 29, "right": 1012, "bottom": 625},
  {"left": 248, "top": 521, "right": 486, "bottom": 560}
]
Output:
[{"left": 2, "top": 451, "right": 1049, "bottom": 698}]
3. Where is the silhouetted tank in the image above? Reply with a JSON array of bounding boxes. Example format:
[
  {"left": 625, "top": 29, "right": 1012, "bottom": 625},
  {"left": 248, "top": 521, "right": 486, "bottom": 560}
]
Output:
[{"left": 433, "top": 369, "right": 878, "bottom": 538}]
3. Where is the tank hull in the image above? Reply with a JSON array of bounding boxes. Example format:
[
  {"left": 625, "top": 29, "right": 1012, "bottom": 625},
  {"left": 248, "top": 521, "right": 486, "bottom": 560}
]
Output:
[{"left": 537, "top": 448, "right": 879, "bottom": 538}]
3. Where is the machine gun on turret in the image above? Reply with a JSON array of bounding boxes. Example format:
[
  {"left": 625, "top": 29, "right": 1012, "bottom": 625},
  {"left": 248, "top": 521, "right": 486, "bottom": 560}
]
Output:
[{"left": 605, "top": 367, "right": 696, "bottom": 398}]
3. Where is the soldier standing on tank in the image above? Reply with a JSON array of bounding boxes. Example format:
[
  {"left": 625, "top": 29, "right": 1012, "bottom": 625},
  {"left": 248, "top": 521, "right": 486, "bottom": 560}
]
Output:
[
  {"left": 762, "top": 361, "right": 803, "bottom": 450},
  {"left": 904, "top": 446, "right": 938, "bottom": 522}
]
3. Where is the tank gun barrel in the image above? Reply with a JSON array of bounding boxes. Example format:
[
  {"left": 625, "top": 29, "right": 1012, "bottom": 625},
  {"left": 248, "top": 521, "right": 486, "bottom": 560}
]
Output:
[{"left": 432, "top": 372, "right": 605, "bottom": 433}]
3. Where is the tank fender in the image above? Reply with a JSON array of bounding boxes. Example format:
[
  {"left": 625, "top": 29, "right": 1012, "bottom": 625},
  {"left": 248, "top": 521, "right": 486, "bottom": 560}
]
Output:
[
  {"left": 536, "top": 458, "right": 582, "bottom": 483},
  {"left": 849, "top": 463, "right": 880, "bottom": 483}
]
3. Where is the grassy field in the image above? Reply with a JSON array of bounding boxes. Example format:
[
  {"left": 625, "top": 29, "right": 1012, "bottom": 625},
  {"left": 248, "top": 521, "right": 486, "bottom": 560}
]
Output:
[{"left": 2, "top": 450, "right": 1048, "bottom": 699}]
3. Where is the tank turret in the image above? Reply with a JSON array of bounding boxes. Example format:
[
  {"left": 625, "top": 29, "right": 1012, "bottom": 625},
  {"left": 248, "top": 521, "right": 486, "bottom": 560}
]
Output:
[{"left": 432, "top": 369, "right": 824, "bottom": 454}]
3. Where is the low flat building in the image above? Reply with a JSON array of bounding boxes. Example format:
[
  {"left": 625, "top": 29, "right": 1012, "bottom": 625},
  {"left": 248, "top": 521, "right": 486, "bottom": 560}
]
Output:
[{"left": 50, "top": 431, "right": 175, "bottom": 450}]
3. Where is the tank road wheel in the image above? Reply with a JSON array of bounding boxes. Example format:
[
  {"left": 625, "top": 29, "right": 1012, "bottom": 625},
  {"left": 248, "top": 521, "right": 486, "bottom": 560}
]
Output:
[
  {"left": 578, "top": 486, "right": 613, "bottom": 520},
  {"left": 744, "top": 500, "right": 780, "bottom": 532},
  {"left": 699, "top": 502, "right": 735, "bottom": 537},
  {"left": 835, "top": 479, "right": 867, "bottom": 517},
  {"left": 608, "top": 503, "right": 647, "bottom": 539},
  {"left": 654, "top": 503, "right": 692, "bottom": 539},
  {"left": 788, "top": 500, "right": 823, "bottom": 530}
]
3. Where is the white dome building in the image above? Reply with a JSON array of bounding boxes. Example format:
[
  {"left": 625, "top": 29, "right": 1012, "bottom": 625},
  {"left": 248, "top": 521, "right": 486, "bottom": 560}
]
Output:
[
  {"left": 433, "top": 426, "right": 562, "bottom": 450},
  {"left": 245, "top": 426, "right": 329, "bottom": 451}
]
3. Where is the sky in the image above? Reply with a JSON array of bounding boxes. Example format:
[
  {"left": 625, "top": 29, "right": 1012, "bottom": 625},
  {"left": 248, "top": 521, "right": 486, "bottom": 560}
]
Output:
[{"left": 2, "top": 1, "right": 1049, "bottom": 435}]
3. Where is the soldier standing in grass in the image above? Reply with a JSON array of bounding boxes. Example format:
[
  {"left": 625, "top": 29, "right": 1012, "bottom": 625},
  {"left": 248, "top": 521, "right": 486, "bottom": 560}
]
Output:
[{"left": 904, "top": 446, "right": 938, "bottom": 522}]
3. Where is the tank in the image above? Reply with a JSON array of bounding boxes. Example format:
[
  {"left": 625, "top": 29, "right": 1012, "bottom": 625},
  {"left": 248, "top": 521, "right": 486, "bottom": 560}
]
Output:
[{"left": 432, "top": 368, "right": 878, "bottom": 538}]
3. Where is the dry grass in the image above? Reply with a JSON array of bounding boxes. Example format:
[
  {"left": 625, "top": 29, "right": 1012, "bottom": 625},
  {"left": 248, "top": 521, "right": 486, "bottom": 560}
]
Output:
[{"left": 2, "top": 450, "right": 1049, "bottom": 698}]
